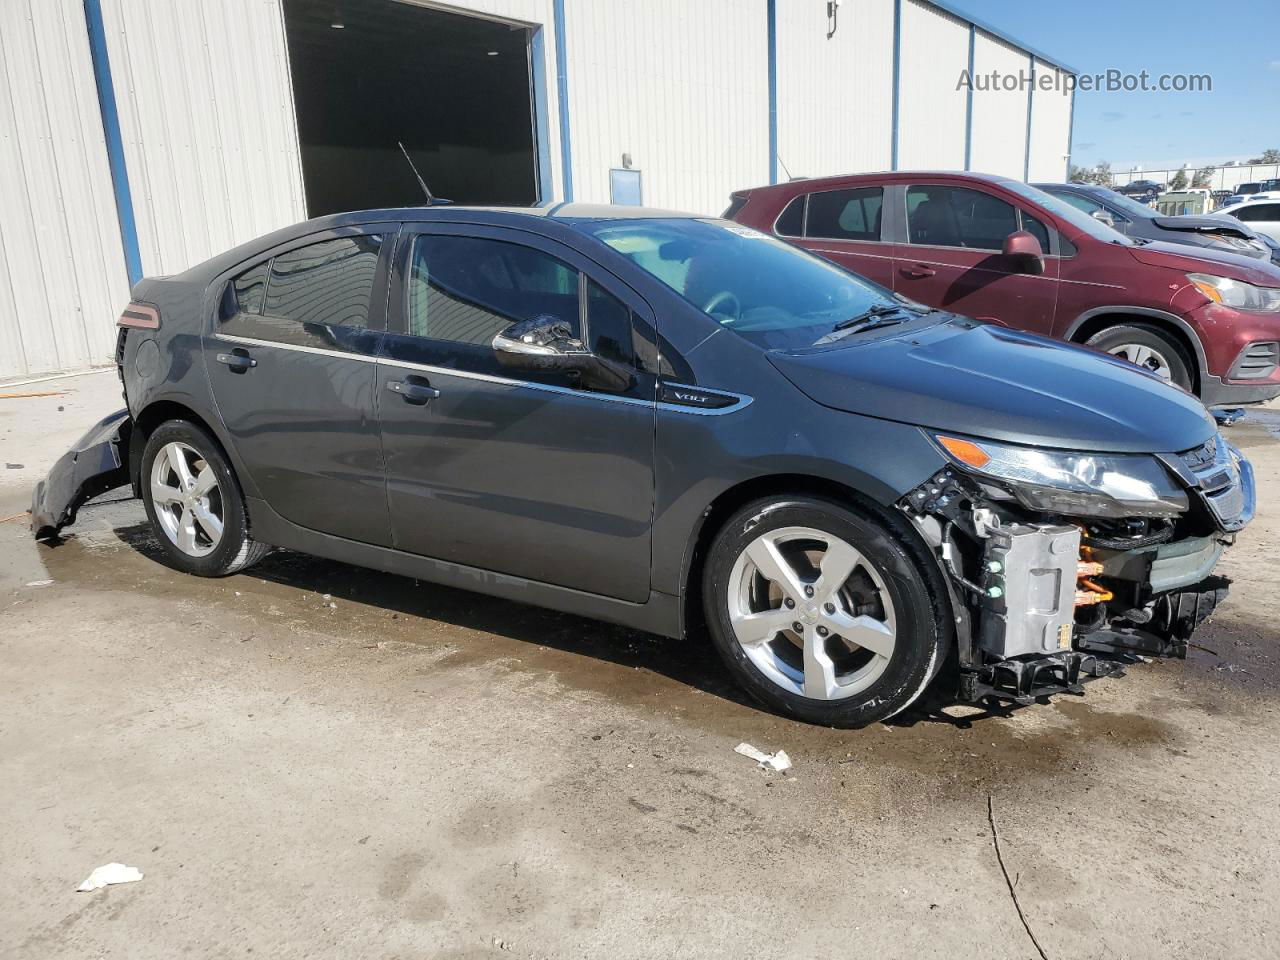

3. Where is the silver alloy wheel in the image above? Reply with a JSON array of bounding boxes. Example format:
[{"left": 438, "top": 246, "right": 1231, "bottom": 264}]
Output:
[
  {"left": 726, "top": 525, "right": 897, "bottom": 700},
  {"left": 1107, "top": 342, "right": 1172, "bottom": 381},
  {"left": 150, "top": 441, "right": 223, "bottom": 557}
]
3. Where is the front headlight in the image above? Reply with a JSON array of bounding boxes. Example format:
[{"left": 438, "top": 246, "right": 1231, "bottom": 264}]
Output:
[
  {"left": 934, "top": 434, "right": 1189, "bottom": 518},
  {"left": 1188, "top": 273, "right": 1280, "bottom": 312}
]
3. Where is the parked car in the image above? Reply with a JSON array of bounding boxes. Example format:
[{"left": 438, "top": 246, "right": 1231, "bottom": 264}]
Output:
[
  {"left": 1222, "top": 182, "right": 1265, "bottom": 207},
  {"left": 728, "top": 171, "right": 1280, "bottom": 408},
  {"left": 31, "top": 204, "right": 1254, "bottom": 725},
  {"left": 1115, "top": 179, "right": 1163, "bottom": 201},
  {"left": 1035, "top": 181, "right": 1276, "bottom": 263},
  {"left": 1220, "top": 198, "right": 1280, "bottom": 243}
]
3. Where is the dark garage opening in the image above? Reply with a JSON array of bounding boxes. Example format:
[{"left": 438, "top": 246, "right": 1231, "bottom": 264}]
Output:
[{"left": 282, "top": 0, "right": 542, "bottom": 215}]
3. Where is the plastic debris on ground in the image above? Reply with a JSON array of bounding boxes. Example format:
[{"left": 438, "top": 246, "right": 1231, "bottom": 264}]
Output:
[
  {"left": 77, "top": 863, "right": 143, "bottom": 892},
  {"left": 734, "top": 742, "right": 792, "bottom": 772}
]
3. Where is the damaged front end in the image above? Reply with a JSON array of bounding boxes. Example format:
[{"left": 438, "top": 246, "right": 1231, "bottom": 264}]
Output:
[
  {"left": 30, "top": 409, "right": 133, "bottom": 540},
  {"left": 900, "top": 431, "right": 1254, "bottom": 705}
]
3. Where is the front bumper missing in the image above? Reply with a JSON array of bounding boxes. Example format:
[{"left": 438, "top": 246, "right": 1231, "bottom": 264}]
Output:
[{"left": 30, "top": 409, "right": 133, "bottom": 540}]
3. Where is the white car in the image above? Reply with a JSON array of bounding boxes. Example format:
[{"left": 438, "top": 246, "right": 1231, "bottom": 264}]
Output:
[{"left": 1220, "top": 198, "right": 1280, "bottom": 243}]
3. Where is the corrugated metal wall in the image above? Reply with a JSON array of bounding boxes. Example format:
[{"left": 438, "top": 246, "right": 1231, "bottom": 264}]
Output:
[
  {"left": 774, "top": 0, "right": 895, "bottom": 179},
  {"left": 1027, "top": 59, "right": 1072, "bottom": 182},
  {"left": 896, "top": 0, "right": 969, "bottom": 171},
  {"left": 0, "top": 0, "right": 130, "bottom": 381},
  {"left": 969, "top": 31, "right": 1029, "bottom": 179},
  {"left": 560, "top": 0, "right": 769, "bottom": 214},
  {"left": 98, "top": 0, "right": 307, "bottom": 278}
]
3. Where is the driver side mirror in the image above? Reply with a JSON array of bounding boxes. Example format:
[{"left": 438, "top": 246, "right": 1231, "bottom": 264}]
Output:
[
  {"left": 492, "top": 315, "right": 633, "bottom": 393},
  {"left": 1091, "top": 209, "right": 1115, "bottom": 228},
  {"left": 1002, "top": 230, "right": 1045, "bottom": 276}
]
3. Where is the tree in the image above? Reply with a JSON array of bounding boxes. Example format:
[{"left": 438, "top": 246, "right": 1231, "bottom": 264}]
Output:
[
  {"left": 1068, "top": 164, "right": 1091, "bottom": 183},
  {"left": 1245, "top": 149, "right": 1280, "bottom": 164},
  {"left": 1191, "top": 165, "right": 1215, "bottom": 188},
  {"left": 1090, "top": 161, "right": 1113, "bottom": 187},
  {"left": 1169, "top": 167, "right": 1189, "bottom": 191}
]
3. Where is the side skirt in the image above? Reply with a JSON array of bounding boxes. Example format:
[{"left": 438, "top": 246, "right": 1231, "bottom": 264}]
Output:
[{"left": 244, "top": 497, "right": 683, "bottom": 639}]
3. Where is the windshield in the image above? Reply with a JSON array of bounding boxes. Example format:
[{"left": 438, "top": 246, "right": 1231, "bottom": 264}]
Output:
[
  {"left": 1103, "top": 191, "right": 1162, "bottom": 219},
  {"left": 1001, "top": 180, "right": 1134, "bottom": 245},
  {"left": 581, "top": 218, "right": 929, "bottom": 350}
]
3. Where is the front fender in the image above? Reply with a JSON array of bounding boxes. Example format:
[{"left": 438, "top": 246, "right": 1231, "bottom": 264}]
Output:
[{"left": 30, "top": 409, "right": 133, "bottom": 540}]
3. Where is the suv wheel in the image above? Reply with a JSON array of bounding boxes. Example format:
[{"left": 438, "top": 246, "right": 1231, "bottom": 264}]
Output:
[
  {"left": 141, "top": 420, "right": 269, "bottom": 577},
  {"left": 702, "top": 496, "right": 947, "bottom": 727},
  {"left": 1086, "top": 324, "right": 1193, "bottom": 391}
]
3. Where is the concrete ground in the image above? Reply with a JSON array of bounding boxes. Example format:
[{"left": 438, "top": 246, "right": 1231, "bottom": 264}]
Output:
[{"left": 2, "top": 371, "right": 1278, "bottom": 959}]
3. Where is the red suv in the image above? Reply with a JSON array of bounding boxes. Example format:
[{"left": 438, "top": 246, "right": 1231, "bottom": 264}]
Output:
[{"left": 727, "top": 172, "right": 1280, "bottom": 408}]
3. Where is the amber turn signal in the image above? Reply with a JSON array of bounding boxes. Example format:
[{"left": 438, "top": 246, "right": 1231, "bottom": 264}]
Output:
[{"left": 936, "top": 435, "right": 992, "bottom": 469}]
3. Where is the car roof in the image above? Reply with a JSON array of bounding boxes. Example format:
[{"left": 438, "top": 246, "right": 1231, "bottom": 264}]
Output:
[{"left": 739, "top": 170, "right": 1019, "bottom": 194}]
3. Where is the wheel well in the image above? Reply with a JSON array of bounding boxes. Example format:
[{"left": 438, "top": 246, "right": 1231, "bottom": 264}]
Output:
[
  {"left": 680, "top": 474, "right": 922, "bottom": 639},
  {"left": 1068, "top": 313, "right": 1202, "bottom": 393},
  {"left": 128, "top": 401, "right": 226, "bottom": 493}
]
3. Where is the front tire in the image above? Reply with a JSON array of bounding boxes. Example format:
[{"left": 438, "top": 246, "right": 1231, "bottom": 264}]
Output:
[
  {"left": 1086, "top": 323, "right": 1193, "bottom": 392},
  {"left": 702, "top": 496, "right": 947, "bottom": 727},
  {"left": 141, "top": 420, "right": 269, "bottom": 577}
]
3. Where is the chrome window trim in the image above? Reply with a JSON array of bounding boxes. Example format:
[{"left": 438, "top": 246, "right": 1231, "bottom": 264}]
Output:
[{"left": 217, "top": 337, "right": 754, "bottom": 416}]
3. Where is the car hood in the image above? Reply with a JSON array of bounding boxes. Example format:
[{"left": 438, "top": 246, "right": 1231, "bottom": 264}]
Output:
[
  {"left": 1150, "top": 214, "right": 1255, "bottom": 238},
  {"left": 1127, "top": 240, "right": 1280, "bottom": 284},
  {"left": 768, "top": 320, "right": 1216, "bottom": 454}
]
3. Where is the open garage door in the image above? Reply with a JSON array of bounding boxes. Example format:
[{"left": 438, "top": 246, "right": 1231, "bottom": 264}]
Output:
[{"left": 282, "top": 0, "right": 542, "bottom": 214}]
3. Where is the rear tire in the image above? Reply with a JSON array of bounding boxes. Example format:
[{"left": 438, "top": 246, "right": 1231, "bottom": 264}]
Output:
[
  {"left": 1086, "top": 323, "right": 1193, "bottom": 392},
  {"left": 140, "top": 420, "right": 269, "bottom": 577},
  {"left": 702, "top": 496, "right": 947, "bottom": 727}
]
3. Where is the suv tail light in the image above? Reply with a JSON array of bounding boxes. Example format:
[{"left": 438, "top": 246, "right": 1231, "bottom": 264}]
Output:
[{"left": 118, "top": 302, "right": 160, "bottom": 330}]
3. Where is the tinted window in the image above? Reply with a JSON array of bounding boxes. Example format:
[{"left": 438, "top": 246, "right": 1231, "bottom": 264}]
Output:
[
  {"left": 1001, "top": 180, "right": 1133, "bottom": 244},
  {"left": 406, "top": 235, "right": 579, "bottom": 348},
  {"left": 906, "top": 185, "right": 1018, "bottom": 249},
  {"left": 1054, "top": 191, "right": 1107, "bottom": 217},
  {"left": 1235, "top": 203, "right": 1280, "bottom": 222},
  {"left": 221, "top": 235, "right": 384, "bottom": 350},
  {"left": 805, "top": 187, "right": 883, "bottom": 241},
  {"left": 1020, "top": 211, "right": 1051, "bottom": 251},
  {"left": 584, "top": 218, "right": 932, "bottom": 352},
  {"left": 586, "top": 279, "right": 636, "bottom": 368},
  {"left": 775, "top": 195, "right": 804, "bottom": 237}
]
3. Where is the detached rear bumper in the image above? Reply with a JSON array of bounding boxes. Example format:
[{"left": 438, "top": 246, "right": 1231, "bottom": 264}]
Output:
[{"left": 30, "top": 409, "right": 133, "bottom": 540}]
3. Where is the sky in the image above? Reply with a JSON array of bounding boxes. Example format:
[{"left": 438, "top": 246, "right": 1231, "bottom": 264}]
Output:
[{"left": 953, "top": 0, "right": 1279, "bottom": 173}]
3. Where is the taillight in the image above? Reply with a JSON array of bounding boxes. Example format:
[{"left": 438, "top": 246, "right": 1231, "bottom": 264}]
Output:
[{"left": 118, "top": 302, "right": 160, "bottom": 330}]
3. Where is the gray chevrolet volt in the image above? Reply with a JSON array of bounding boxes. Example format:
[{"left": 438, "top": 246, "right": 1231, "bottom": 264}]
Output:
[{"left": 32, "top": 204, "right": 1255, "bottom": 727}]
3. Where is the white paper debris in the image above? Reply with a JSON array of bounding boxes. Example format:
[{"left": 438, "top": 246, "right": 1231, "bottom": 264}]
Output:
[
  {"left": 734, "top": 742, "right": 792, "bottom": 772},
  {"left": 77, "top": 863, "right": 143, "bottom": 892},
  {"left": 25, "top": 579, "right": 53, "bottom": 587}
]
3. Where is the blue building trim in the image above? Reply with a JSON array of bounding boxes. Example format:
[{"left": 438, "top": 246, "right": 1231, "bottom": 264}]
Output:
[
  {"left": 890, "top": 0, "right": 901, "bottom": 170},
  {"left": 1065, "top": 86, "right": 1075, "bottom": 180},
  {"left": 529, "top": 27, "right": 554, "bottom": 203},
  {"left": 83, "top": 0, "right": 141, "bottom": 285},
  {"left": 767, "top": 0, "right": 777, "bottom": 184},
  {"left": 1023, "top": 55, "right": 1035, "bottom": 181},
  {"left": 963, "top": 24, "right": 975, "bottom": 171},
  {"left": 551, "top": 0, "right": 573, "bottom": 201}
]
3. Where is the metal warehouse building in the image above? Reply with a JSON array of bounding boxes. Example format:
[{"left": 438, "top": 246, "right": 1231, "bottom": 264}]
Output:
[{"left": 0, "top": 0, "right": 1076, "bottom": 381}]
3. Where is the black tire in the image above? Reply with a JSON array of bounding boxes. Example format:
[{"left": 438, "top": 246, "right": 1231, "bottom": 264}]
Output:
[
  {"left": 140, "top": 419, "right": 269, "bottom": 577},
  {"left": 702, "top": 496, "right": 949, "bottom": 728},
  {"left": 1085, "top": 323, "right": 1194, "bottom": 392}
]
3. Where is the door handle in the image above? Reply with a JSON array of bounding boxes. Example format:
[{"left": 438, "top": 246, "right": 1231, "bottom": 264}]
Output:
[
  {"left": 216, "top": 351, "right": 257, "bottom": 372},
  {"left": 387, "top": 378, "right": 440, "bottom": 404},
  {"left": 900, "top": 264, "right": 936, "bottom": 278}
]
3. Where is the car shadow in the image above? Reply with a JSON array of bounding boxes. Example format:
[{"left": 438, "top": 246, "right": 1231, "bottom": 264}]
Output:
[{"left": 92, "top": 517, "right": 1015, "bottom": 728}]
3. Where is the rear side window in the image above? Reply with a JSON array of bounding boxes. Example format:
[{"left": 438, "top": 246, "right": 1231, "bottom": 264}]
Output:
[
  {"left": 775, "top": 196, "right": 805, "bottom": 237},
  {"left": 906, "top": 185, "right": 1018, "bottom": 250},
  {"left": 1235, "top": 203, "right": 1280, "bottom": 222},
  {"left": 221, "top": 234, "right": 384, "bottom": 351},
  {"left": 804, "top": 187, "right": 884, "bottom": 242}
]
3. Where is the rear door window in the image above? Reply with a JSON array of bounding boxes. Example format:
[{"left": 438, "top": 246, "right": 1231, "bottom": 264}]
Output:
[
  {"left": 906, "top": 185, "right": 1019, "bottom": 250},
  {"left": 220, "top": 234, "right": 385, "bottom": 351},
  {"left": 1235, "top": 203, "right": 1280, "bottom": 222},
  {"left": 804, "top": 187, "right": 884, "bottom": 242}
]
